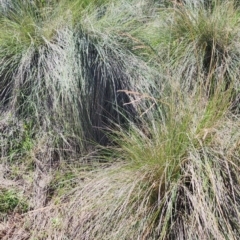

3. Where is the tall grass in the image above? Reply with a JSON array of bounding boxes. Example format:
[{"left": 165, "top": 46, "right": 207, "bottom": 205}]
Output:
[
  {"left": 105, "top": 79, "right": 239, "bottom": 239},
  {"left": 82, "top": 1, "right": 240, "bottom": 238},
  {"left": 140, "top": 0, "right": 240, "bottom": 96},
  {"left": 15, "top": 82, "right": 240, "bottom": 239},
  {"left": 0, "top": 0, "right": 155, "bottom": 161},
  {"left": 72, "top": 0, "right": 157, "bottom": 144},
  {"left": 0, "top": 0, "right": 240, "bottom": 239}
]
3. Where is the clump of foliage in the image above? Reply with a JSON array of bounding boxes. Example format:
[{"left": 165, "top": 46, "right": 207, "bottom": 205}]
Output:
[
  {"left": 0, "top": 116, "right": 34, "bottom": 161},
  {"left": 107, "top": 86, "right": 240, "bottom": 239},
  {"left": 0, "top": 188, "right": 28, "bottom": 216},
  {"left": 0, "top": 0, "right": 154, "bottom": 161},
  {"left": 144, "top": 0, "right": 240, "bottom": 96}
]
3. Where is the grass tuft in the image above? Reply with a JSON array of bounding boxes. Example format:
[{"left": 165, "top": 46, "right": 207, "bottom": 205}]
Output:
[{"left": 0, "top": 188, "right": 28, "bottom": 217}]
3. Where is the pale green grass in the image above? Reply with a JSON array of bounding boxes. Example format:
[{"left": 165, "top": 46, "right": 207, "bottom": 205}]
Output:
[
  {"left": 0, "top": 0, "right": 155, "bottom": 161},
  {"left": 0, "top": 1, "right": 240, "bottom": 240},
  {"left": 106, "top": 79, "right": 239, "bottom": 239},
  {"left": 139, "top": 0, "right": 240, "bottom": 96}
]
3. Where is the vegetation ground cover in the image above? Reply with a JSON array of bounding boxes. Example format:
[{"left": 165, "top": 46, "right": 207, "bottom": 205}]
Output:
[{"left": 0, "top": 0, "right": 240, "bottom": 239}]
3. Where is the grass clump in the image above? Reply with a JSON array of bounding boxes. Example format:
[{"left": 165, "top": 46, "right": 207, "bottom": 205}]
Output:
[
  {"left": 144, "top": 0, "right": 240, "bottom": 96},
  {"left": 0, "top": 0, "right": 154, "bottom": 161},
  {"left": 102, "top": 86, "right": 240, "bottom": 239},
  {"left": 0, "top": 0, "right": 84, "bottom": 159},
  {"left": 0, "top": 188, "right": 28, "bottom": 216},
  {"left": 19, "top": 86, "right": 239, "bottom": 239}
]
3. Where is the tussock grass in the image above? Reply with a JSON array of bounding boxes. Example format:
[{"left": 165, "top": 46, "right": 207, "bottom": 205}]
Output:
[
  {"left": 72, "top": 0, "right": 155, "bottom": 144},
  {"left": 0, "top": 0, "right": 155, "bottom": 161},
  {"left": 0, "top": 0, "right": 240, "bottom": 239},
  {"left": 104, "top": 81, "right": 240, "bottom": 239},
  {"left": 4, "top": 82, "right": 239, "bottom": 239},
  {"left": 4, "top": 112, "right": 240, "bottom": 239},
  {"left": 0, "top": 0, "right": 85, "bottom": 159},
  {"left": 143, "top": 1, "right": 240, "bottom": 96}
]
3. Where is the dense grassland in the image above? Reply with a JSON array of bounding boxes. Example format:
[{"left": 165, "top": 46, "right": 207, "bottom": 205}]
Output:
[{"left": 0, "top": 0, "right": 240, "bottom": 239}]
